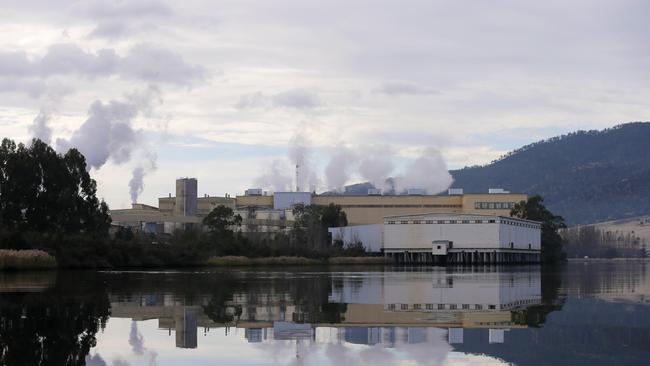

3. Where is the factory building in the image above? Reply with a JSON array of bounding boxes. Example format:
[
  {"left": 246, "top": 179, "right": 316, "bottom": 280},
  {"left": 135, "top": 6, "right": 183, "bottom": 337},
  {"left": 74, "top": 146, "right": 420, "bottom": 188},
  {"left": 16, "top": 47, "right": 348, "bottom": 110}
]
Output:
[
  {"left": 330, "top": 213, "right": 541, "bottom": 263},
  {"left": 110, "top": 178, "right": 532, "bottom": 254}
]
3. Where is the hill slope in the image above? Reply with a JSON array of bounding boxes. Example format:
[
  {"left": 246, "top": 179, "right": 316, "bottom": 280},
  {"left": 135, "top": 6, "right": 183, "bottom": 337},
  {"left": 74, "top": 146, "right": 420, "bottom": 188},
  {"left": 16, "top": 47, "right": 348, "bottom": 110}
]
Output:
[{"left": 450, "top": 122, "right": 650, "bottom": 224}]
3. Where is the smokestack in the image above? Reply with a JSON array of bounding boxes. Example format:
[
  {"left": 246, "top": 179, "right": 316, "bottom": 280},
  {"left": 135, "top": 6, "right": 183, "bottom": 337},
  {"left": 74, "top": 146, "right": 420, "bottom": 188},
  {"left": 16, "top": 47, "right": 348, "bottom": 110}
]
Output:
[{"left": 296, "top": 164, "right": 300, "bottom": 192}]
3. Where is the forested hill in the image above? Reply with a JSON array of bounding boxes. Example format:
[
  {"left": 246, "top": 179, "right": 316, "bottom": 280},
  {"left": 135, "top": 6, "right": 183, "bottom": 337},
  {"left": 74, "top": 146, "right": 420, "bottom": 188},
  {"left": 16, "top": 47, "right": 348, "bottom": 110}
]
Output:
[{"left": 450, "top": 122, "right": 650, "bottom": 225}]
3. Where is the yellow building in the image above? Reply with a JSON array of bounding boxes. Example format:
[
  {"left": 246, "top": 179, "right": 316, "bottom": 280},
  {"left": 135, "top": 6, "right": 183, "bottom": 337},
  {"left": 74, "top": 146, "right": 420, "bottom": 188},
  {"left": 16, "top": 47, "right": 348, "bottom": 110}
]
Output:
[{"left": 109, "top": 178, "right": 526, "bottom": 233}]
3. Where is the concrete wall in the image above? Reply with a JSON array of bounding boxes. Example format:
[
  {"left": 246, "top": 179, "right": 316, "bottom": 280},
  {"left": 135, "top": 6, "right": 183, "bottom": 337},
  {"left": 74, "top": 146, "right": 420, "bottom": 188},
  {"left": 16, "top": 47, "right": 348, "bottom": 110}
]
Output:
[
  {"left": 175, "top": 178, "right": 197, "bottom": 216},
  {"left": 328, "top": 224, "right": 382, "bottom": 252}
]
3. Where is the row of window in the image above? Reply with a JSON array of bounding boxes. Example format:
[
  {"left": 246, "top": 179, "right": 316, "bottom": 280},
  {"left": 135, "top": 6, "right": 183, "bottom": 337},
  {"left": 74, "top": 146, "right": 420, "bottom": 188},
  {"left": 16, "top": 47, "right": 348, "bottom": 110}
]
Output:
[
  {"left": 502, "top": 220, "right": 539, "bottom": 229},
  {"left": 386, "top": 219, "right": 497, "bottom": 225},
  {"left": 340, "top": 204, "right": 462, "bottom": 208},
  {"left": 474, "top": 202, "right": 516, "bottom": 210},
  {"left": 386, "top": 303, "right": 498, "bottom": 311}
]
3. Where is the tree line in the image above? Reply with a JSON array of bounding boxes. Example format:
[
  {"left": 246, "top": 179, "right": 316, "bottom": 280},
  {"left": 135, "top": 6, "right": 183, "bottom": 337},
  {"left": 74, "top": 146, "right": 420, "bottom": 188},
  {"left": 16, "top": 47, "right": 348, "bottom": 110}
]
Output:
[{"left": 561, "top": 225, "right": 646, "bottom": 258}]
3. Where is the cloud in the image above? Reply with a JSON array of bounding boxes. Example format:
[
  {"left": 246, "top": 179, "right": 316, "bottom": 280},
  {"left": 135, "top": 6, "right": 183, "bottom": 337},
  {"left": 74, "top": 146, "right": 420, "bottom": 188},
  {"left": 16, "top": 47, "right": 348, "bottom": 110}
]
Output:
[
  {"left": 272, "top": 88, "right": 321, "bottom": 109},
  {"left": 76, "top": 0, "right": 173, "bottom": 39},
  {"left": 374, "top": 81, "right": 439, "bottom": 96},
  {"left": 120, "top": 44, "right": 205, "bottom": 85},
  {"left": 0, "top": 43, "right": 204, "bottom": 94},
  {"left": 236, "top": 88, "right": 321, "bottom": 110}
]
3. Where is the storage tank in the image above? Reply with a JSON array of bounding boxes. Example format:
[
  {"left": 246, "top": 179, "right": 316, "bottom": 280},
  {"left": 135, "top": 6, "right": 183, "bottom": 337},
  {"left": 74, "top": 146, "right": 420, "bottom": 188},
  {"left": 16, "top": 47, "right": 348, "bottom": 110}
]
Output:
[{"left": 175, "top": 178, "right": 198, "bottom": 216}]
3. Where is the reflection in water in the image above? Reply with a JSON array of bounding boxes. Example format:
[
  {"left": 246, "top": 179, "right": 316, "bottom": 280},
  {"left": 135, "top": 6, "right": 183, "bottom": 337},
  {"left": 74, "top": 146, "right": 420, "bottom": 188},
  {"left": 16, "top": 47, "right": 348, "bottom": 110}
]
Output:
[{"left": 1, "top": 262, "right": 650, "bottom": 365}]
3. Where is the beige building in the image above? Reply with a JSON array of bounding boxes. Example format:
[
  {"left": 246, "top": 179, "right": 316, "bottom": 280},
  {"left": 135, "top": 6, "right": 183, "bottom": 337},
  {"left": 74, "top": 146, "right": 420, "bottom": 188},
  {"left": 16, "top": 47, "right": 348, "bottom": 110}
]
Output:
[{"left": 110, "top": 178, "right": 527, "bottom": 235}]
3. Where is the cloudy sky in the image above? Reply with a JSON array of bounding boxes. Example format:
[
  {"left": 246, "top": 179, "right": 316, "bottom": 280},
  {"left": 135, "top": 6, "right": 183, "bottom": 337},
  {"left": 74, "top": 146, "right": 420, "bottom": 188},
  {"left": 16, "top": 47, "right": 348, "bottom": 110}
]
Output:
[{"left": 1, "top": 0, "right": 649, "bottom": 208}]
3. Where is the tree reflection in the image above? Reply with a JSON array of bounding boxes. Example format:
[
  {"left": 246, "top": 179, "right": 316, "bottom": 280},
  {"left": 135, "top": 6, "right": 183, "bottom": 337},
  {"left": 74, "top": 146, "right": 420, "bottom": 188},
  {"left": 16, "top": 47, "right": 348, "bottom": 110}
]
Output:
[{"left": 0, "top": 272, "right": 109, "bottom": 366}]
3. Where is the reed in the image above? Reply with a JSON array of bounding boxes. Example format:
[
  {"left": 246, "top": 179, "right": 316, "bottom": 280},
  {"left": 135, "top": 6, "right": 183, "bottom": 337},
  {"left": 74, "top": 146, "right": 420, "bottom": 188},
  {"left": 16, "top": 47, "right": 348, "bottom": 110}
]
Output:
[{"left": 0, "top": 250, "right": 57, "bottom": 270}]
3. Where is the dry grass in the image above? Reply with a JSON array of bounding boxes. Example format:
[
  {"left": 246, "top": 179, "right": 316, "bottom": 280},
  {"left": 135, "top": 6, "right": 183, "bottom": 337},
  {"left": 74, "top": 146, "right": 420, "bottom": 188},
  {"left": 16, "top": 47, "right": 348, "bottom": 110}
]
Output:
[
  {"left": 205, "top": 255, "right": 388, "bottom": 266},
  {"left": 0, "top": 250, "right": 57, "bottom": 270}
]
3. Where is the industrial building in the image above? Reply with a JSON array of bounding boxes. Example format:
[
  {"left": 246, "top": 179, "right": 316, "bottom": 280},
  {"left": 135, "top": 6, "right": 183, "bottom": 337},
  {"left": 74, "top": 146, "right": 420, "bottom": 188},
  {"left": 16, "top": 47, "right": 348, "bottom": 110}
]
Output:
[
  {"left": 330, "top": 213, "right": 541, "bottom": 263},
  {"left": 110, "top": 178, "right": 536, "bottom": 263}
]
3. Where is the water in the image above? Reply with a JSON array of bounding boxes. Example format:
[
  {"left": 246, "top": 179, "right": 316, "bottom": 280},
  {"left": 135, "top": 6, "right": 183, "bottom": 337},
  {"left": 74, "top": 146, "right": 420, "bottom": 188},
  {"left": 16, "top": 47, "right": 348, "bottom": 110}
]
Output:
[{"left": 1, "top": 261, "right": 649, "bottom": 365}]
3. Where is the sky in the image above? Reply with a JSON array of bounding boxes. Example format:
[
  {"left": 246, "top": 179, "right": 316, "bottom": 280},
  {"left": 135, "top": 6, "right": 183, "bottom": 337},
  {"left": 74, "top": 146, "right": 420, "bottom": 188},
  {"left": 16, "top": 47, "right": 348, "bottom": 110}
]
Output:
[{"left": 1, "top": 0, "right": 649, "bottom": 209}]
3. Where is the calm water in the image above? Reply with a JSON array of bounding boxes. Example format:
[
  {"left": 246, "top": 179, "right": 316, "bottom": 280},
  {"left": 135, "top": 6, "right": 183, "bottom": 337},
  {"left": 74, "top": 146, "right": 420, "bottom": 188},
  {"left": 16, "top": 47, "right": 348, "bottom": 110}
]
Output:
[{"left": 1, "top": 261, "right": 649, "bottom": 366}]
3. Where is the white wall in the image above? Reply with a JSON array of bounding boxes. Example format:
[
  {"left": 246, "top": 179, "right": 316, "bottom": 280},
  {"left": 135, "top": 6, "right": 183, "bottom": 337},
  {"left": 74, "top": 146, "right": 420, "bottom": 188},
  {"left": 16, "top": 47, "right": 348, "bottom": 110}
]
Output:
[
  {"left": 384, "top": 222, "right": 500, "bottom": 251},
  {"left": 383, "top": 214, "right": 541, "bottom": 252},
  {"left": 499, "top": 220, "right": 541, "bottom": 250},
  {"left": 329, "top": 224, "right": 382, "bottom": 253}
]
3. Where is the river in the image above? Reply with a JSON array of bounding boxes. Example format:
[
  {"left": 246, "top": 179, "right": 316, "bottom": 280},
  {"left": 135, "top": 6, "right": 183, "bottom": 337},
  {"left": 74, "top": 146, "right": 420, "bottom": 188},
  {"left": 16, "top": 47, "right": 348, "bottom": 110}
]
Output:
[{"left": 1, "top": 261, "right": 649, "bottom": 365}]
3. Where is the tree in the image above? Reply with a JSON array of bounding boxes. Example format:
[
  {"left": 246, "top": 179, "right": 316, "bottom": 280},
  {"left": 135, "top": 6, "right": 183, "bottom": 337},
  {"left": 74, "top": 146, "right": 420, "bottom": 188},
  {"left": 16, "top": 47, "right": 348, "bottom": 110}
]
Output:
[
  {"left": 203, "top": 205, "right": 242, "bottom": 238},
  {"left": 291, "top": 203, "right": 347, "bottom": 250},
  {"left": 511, "top": 195, "right": 567, "bottom": 263},
  {"left": 0, "top": 138, "right": 111, "bottom": 247}
]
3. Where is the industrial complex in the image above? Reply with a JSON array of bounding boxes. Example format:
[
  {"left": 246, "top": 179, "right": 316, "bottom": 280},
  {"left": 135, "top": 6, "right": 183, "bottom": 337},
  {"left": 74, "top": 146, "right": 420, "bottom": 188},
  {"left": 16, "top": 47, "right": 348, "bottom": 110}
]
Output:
[{"left": 110, "top": 178, "right": 541, "bottom": 263}]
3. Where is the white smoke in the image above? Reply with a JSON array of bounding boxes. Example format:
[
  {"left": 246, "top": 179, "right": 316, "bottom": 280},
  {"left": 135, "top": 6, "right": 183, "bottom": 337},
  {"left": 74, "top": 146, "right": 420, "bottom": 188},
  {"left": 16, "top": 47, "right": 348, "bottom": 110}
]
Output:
[
  {"left": 288, "top": 129, "right": 316, "bottom": 192},
  {"left": 358, "top": 145, "right": 395, "bottom": 191},
  {"left": 29, "top": 109, "right": 53, "bottom": 144},
  {"left": 395, "top": 147, "right": 453, "bottom": 194},
  {"left": 324, "top": 146, "right": 356, "bottom": 192},
  {"left": 129, "top": 321, "right": 145, "bottom": 355},
  {"left": 254, "top": 159, "right": 293, "bottom": 192},
  {"left": 129, "top": 152, "right": 157, "bottom": 203},
  {"left": 56, "top": 99, "right": 140, "bottom": 170}
]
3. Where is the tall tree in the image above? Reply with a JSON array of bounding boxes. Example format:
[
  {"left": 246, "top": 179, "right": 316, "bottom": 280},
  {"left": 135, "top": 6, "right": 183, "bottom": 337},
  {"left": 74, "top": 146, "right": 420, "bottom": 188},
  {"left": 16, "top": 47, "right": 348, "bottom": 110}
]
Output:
[
  {"left": 0, "top": 138, "right": 111, "bottom": 246},
  {"left": 511, "top": 195, "right": 567, "bottom": 263},
  {"left": 203, "top": 205, "right": 242, "bottom": 237}
]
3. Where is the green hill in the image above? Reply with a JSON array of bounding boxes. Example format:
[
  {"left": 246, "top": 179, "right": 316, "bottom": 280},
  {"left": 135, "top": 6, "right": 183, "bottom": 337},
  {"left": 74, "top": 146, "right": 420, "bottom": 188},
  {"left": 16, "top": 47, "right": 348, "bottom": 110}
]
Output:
[{"left": 450, "top": 122, "right": 650, "bottom": 224}]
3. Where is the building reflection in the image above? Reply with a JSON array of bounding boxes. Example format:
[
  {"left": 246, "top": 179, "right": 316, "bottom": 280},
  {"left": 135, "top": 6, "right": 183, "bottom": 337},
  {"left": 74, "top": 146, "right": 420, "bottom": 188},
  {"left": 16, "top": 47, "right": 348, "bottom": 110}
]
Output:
[{"left": 108, "top": 267, "right": 545, "bottom": 349}]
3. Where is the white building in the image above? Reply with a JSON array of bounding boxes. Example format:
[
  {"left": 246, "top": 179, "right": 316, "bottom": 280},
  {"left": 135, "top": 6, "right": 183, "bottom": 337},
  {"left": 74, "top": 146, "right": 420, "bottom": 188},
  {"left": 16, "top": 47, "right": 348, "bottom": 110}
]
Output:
[
  {"left": 328, "top": 213, "right": 541, "bottom": 263},
  {"left": 383, "top": 213, "right": 541, "bottom": 263}
]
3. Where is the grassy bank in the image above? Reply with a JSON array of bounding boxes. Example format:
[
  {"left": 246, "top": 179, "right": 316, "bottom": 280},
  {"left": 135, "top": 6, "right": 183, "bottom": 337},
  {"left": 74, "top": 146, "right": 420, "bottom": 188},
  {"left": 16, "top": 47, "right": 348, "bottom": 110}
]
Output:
[
  {"left": 0, "top": 250, "right": 57, "bottom": 270},
  {"left": 205, "top": 255, "right": 389, "bottom": 266}
]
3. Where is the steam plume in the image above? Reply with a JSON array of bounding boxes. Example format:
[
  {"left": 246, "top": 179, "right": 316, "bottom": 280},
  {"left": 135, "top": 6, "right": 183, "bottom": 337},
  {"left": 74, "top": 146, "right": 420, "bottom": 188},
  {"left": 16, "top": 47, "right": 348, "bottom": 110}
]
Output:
[
  {"left": 288, "top": 130, "right": 314, "bottom": 192},
  {"left": 129, "top": 321, "right": 145, "bottom": 355},
  {"left": 324, "top": 146, "right": 356, "bottom": 192},
  {"left": 30, "top": 109, "right": 53, "bottom": 144},
  {"left": 358, "top": 145, "right": 394, "bottom": 191},
  {"left": 56, "top": 99, "right": 140, "bottom": 170},
  {"left": 254, "top": 159, "right": 292, "bottom": 192},
  {"left": 129, "top": 152, "right": 157, "bottom": 203},
  {"left": 395, "top": 147, "right": 453, "bottom": 194}
]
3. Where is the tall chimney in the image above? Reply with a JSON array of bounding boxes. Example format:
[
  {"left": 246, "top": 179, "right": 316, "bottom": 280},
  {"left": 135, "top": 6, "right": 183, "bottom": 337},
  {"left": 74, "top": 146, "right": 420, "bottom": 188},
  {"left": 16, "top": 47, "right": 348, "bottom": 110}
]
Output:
[{"left": 295, "top": 164, "right": 300, "bottom": 192}]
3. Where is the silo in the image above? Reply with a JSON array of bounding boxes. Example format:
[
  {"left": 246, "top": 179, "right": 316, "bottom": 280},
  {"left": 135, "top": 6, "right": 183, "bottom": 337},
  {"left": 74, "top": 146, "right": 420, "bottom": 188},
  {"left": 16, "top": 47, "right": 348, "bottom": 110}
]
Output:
[{"left": 175, "top": 178, "right": 198, "bottom": 216}]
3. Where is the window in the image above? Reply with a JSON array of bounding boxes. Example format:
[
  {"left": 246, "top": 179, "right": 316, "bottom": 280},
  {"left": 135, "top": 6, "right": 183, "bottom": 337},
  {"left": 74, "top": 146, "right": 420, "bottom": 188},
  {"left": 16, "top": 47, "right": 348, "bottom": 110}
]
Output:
[
  {"left": 401, "top": 304, "right": 409, "bottom": 310},
  {"left": 426, "top": 220, "right": 434, "bottom": 224},
  {"left": 449, "top": 220, "right": 457, "bottom": 224},
  {"left": 488, "top": 305, "right": 496, "bottom": 310},
  {"left": 462, "top": 220, "right": 469, "bottom": 224},
  {"left": 488, "top": 220, "right": 496, "bottom": 223},
  {"left": 400, "top": 220, "right": 408, "bottom": 224},
  {"left": 450, "top": 304, "right": 457, "bottom": 310},
  {"left": 387, "top": 221, "right": 396, "bottom": 224},
  {"left": 426, "top": 304, "right": 434, "bottom": 310},
  {"left": 462, "top": 304, "right": 470, "bottom": 310},
  {"left": 413, "top": 304, "right": 421, "bottom": 310},
  {"left": 436, "top": 245, "right": 441, "bottom": 250},
  {"left": 438, "top": 304, "right": 445, "bottom": 310},
  {"left": 413, "top": 220, "right": 421, "bottom": 224},
  {"left": 437, "top": 220, "right": 445, "bottom": 224},
  {"left": 388, "top": 304, "right": 396, "bottom": 310},
  {"left": 475, "top": 304, "right": 483, "bottom": 310}
]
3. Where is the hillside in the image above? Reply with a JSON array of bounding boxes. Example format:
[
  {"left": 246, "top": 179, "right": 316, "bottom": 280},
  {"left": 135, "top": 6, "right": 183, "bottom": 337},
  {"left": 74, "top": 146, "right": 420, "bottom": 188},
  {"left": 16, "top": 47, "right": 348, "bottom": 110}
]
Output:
[{"left": 450, "top": 122, "right": 650, "bottom": 224}]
